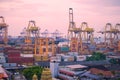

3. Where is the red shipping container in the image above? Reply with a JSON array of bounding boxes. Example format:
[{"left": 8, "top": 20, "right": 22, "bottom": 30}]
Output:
[
  {"left": 8, "top": 57, "right": 22, "bottom": 64},
  {"left": 21, "top": 57, "right": 34, "bottom": 63},
  {"left": 8, "top": 53, "right": 20, "bottom": 57}
]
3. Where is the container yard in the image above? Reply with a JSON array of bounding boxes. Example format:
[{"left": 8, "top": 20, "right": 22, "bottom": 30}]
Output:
[
  {"left": 0, "top": 5, "right": 120, "bottom": 80},
  {"left": 0, "top": 10, "right": 119, "bottom": 65}
]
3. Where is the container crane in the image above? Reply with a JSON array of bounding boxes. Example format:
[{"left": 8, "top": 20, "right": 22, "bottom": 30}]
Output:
[
  {"left": 25, "top": 20, "right": 40, "bottom": 44},
  {"left": 98, "top": 23, "right": 118, "bottom": 46},
  {"left": 98, "top": 23, "right": 120, "bottom": 48},
  {"left": 81, "top": 22, "right": 94, "bottom": 44},
  {"left": 41, "top": 29, "right": 49, "bottom": 38},
  {"left": 67, "top": 8, "right": 81, "bottom": 52},
  {"left": 51, "top": 29, "right": 62, "bottom": 39},
  {"left": 115, "top": 23, "right": 120, "bottom": 40},
  {"left": 0, "top": 16, "right": 8, "bottom": 45},
  {"left": 23, "top": 20, "right": 40, "bottom": 55}
]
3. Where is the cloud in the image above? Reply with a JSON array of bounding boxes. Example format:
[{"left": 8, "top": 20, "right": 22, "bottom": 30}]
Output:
[
  {"left": 70, "top": 0, "right": 120, "bottom": 16},
  {"left": 71, "top": 0, "right": 120, "bottom": 7},
  {"left": 0, "top": 0, "right": 119, "bottom": 36}
]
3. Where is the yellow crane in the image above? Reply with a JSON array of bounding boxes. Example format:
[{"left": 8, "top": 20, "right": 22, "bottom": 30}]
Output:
[
  {"left": 98, "top": 23, "right": 119, "bottom": 47},
  {"left": 80, "top": 22, "right": 94, "bottom": 44},
  {"left": 0, "top": 16, "right": 8, "bottom": 45},
  {"left": 25, "top": 20, "right": 40, "bottom": 44},
  {"left": 115, "top": 23, "right": 120, "bottom": 40},
  {"left": 67, "top": 8, "right": 81, "bottom": 52}
]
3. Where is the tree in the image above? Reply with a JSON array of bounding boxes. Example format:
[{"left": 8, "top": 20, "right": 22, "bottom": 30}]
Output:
[
  {"left": 109, "top": 58, "right": 120, "bottom": 64},
  {"left": 22, "top": 66, "right": 43, "bottom": 80},
  {"left": 86, "top": 52, "right": 106, "bottom": 61}
]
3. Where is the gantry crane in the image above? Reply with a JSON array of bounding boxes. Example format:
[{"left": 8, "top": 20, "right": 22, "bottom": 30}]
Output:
[
  {"left": 80, "top": 22, "right": 94, "bottom": 44},
  {"left": 99, "top": 23, "right": 119, "bottom": 46},
  {"left": 51, "top": 29, "right": 62, "bottom": 39},
  {"left": 67, "top": 8, "right": 81, "bottom": 52},
  {"left": 115, "top": 23, "right": 120, "bottom": 40},
  {"left": 0, "top": 16, "right": 8, "bottom": 45},
  {"left": 104, "top": 23, "right": 116, "bottom": 46},
  {"left": 98, "top": 23, "right": 120, "bottom": 48},
  {"left": 41, "top": 29, "right": 49, "bottom": 38},
  {"left": 25, "top": 20, "right": 40, "bottom": 44},
  {"left": 22, "top": 20, "right": 40, "bottom": 55}
]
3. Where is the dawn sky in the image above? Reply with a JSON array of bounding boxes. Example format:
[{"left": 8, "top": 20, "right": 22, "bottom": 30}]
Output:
[{"left": 0, "top": 0, "right": 120, "bottom": 37}]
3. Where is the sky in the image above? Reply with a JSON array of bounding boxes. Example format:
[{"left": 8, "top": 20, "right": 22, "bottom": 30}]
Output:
[{"left": 0, "top": 0, "right": 120, "bottom": 37}]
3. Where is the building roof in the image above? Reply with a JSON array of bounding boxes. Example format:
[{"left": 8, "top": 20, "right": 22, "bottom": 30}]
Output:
[
  {"left": 66, "top": 64, "right": 87, "bottom": 69},
  {"left": 37, "top": 60, "right": 111, "bottom": 68},
  {"left": 89, "top": 68, "right": 114, "bottom": 77},
  {"left": 81, "top": 71, "right": 102, "bottom": 79},
  {"left": 88, "top": 65, "right": 109, "bottom": 71},
  {"left": 59, "top": 60, "right": 111, "bottom": 66},
  {"left": 0, "top": 66, "right": 8, "bottom": 78}
]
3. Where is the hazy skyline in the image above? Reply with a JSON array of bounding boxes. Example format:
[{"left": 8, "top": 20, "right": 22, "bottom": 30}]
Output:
[{"left": 0, "top": 0, "right": 120, "bottom": 37}]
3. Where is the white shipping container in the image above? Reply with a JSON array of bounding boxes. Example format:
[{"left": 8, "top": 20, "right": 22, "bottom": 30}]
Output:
[
  {"left": 68, "top": 52, "right": 78, "bottom": 56},
  {"left": 76, "top": 56, "right": 86, "bottom": 61},
  {"left": 63, "top": 56, "right": 74, "bottom": 62},
  {"left": 50, "top": 56, "right": 61, "bottom": 62},
  {"left": 0, "top": 56, "right": 6, "bottom": 63},
  {"left": 20, "top": 54, "right": 33, "bottom": 57}
]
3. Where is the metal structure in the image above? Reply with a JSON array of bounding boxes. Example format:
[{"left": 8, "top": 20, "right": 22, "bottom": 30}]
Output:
[
  {"left": 104, "top": 23, "right": 113, "bottom": 46},
  {"left": 114, "top": 23, "right": 120, "bottom": 40},
  {"left": 34, "top": 30, "right": 55, "bottom": 61},
  {"left": 41, "top": 29, "right": 49, "bottom": 38},
  {"left": 98, "top": 23, "right": 120, "bottom": 46},
  {"left": 0, "top": 16, "right": 8, "bottom": 45},
  {"left": 25, "top": 20, "right": 40, "bottom": 44},
  {"left": 81, "top": 22, "right": 94, "bottom": 44},
  {"left": 67, "top": 8, "right": 81, "bottom": 52},
  {"left": 51, "top": 29, "right": 62, "bottom": 39},
  {"left": 34, "top": 37, "right": 55, "bottom": 61},
  {"left": 104, "top": 23, "right": 120, "bottom": 46}
]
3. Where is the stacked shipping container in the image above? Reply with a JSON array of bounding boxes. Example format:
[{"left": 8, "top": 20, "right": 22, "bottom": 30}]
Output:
[{"left": 5, "top": 46, "right": 34, "bottom": 66}]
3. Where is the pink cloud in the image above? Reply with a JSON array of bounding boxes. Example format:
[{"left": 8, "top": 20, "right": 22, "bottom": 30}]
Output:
[{"left": 0, "top": 0, "right": 119, "bottom": 37}]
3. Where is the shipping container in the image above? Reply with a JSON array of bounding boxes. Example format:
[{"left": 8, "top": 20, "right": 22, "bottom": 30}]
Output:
[
  {"left": 62, "top": 55, "right": 74, "bottom": 62},
  {"left": 68, "top": 52, "right": 78, "bottom": 56},
  {"left": 42, "top": 56, "right": 49, "bottom": 61},
  {"left": 22, "top": 47, "right": 33, "bottom": 50},
  {"left": 8, "top": 57, "right": 22, "bottom": 64},
  {"left": 76, "top": 56, "right": 86, "bottom": 61},
  {"left": 0, "top": 55, "right": 6, "bottom": 63},
  {"left": 21, "top": 57, "right": 34, "bottom": 63},
  {"left": 60, "top": 47, "right": 69, "bottom": 52},
  {"left": 8, "top": 53, "right": 20, "bottom": 57},
  {"left": 20, "top": 54, "right": 33, "bottom": 57},
  {"left": 50, "top": 56, "right": 61, "bottom": 62},
  {"left": 22, "top": 51, "right": 33, "bottom": 54}
]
